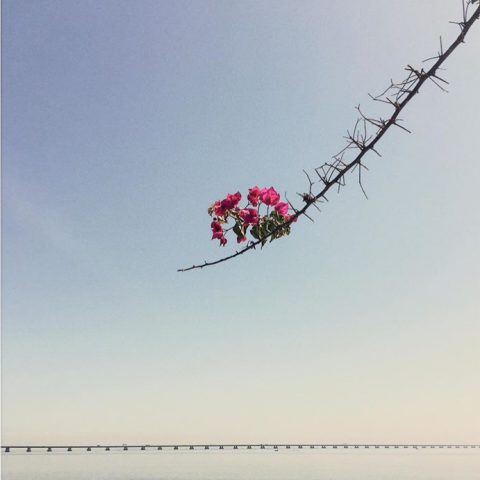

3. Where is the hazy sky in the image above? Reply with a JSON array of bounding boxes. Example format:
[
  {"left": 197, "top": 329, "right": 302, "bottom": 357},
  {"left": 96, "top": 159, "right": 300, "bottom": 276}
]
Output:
[{"left": 2, "top": 0, "right": 479, "bottom": 445}]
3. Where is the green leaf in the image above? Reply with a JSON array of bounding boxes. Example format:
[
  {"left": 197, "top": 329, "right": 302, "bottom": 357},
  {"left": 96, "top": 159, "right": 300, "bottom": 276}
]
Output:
[{"left": 233, "top": 223, "right": 242, "bottom": 237}]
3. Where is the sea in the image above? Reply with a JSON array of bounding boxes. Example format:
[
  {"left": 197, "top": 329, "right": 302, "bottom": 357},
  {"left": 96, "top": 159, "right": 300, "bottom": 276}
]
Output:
[{"left": 2, "top": 448, "right": 480, "bottom": 480}]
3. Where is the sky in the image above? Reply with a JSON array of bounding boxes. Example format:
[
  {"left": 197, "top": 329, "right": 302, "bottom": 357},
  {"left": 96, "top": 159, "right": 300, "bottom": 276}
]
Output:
[{"left": 2, "top": 0, "right": 479, "bottom": 445}]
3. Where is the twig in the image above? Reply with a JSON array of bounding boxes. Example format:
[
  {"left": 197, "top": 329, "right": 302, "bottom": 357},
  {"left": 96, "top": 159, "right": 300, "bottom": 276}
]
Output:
[{"left": 178, "top": 2, "right": 480, "bottom": 272}]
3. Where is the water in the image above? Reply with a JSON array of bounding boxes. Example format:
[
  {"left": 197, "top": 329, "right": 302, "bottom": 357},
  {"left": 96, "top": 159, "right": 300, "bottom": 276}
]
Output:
[{"left": 3, "top": 449, "right": 480, "bottom": 480}]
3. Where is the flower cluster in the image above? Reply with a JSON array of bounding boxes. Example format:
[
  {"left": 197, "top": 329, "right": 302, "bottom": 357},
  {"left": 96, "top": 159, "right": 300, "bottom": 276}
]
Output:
[{"left": 208, "top": 186, "right": 296, "bottom": 246}]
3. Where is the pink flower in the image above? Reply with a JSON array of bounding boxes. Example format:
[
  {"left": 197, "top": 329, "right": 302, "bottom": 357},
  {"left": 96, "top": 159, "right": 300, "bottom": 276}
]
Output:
[
  {"left": 232, "top": 191, "right": 242, "bottom": 204},
  {"left": 247, "top": 186, "right": 261, "bottom": 206},
  {"left": 221, "top": 191, "right": 242, "bottom": 210},
  {"left": 211, "top": 220, "right": 224, "bottom": 240},
  {"left": 213, "top": 200, "right": 225, "bottom": 217},
  {"left": 211, "top": 220, "right": 228, "bottom": 246},
  {"left": 239, "top": 208, "right": 259, "bottom": 225},
  {"left": 260, "top": 187, "right": 280, "bottom": 206},
  {"left": 211, "top": 220, "right": 222, "bottom": 231},
  {"left": 211, "top": 192, "right": 242, "bottom": 217},
  {"left": 284, "top": 214, "right": 298, "bottom": 223},
  {"left": 274, "top": 202, "right": 289, "bottom": 217},
  {"left": 236, "top": 235, "right": 247, "bottom": 244}
]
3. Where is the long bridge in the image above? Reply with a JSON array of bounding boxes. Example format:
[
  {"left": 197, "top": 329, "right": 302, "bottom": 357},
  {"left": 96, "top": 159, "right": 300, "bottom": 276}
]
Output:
[{"left": 3, "top": 443, "right": 480, "bottom": 453}]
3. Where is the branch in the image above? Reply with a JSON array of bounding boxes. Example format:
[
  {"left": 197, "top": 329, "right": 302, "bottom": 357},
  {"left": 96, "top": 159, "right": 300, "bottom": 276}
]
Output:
[{"left": 178, "top": 2, "right": 480, "bottom": 272}]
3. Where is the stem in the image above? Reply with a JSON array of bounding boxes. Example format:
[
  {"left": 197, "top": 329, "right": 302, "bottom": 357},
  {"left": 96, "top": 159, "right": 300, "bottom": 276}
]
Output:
[{"left": 178, "top": 3, "right": 480, "bottom": 272}]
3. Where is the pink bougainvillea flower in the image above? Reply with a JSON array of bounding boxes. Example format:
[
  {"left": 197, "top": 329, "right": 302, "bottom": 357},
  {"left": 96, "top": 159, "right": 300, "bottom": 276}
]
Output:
[
  {"left": 221, "top": 191, "right": 242, "bottom": 210},
  {"left": 212, "top": 231, "right": 224, "bottom": 240},
  {"left": 274, "top": 202, "right": 289, "bottom": 217},
  {"left": 260, "top": 187, "right": 280, "bottom": 206},
  {"left": 208, "top": 185, "right": 295, "bottom": 247},
  {"left": 211, "top": 220, "right": 223, "bottom": 232},
  {"left": 212, "top": 200, "right": 225, "bottom": 217},
  {"left": 247, "top": 186, "right": 261, "bottom": 206},
  {"left": 239, "top": 208, "right": 259, "bottom": 225},
  {"left": 231, "top": 191, "right": 242, "bottom": 204},
  {"left": 211, "top": 220, "right": 225, "bottom": 241},
  {"left": 284, "top": 214, "right": 298, "bottom": 223}
]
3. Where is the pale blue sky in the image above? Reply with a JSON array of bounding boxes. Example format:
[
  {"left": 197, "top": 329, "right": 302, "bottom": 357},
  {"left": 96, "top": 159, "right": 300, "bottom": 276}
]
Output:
[{"left": 2, "top": 0, "right": 479, "bottom": 444}]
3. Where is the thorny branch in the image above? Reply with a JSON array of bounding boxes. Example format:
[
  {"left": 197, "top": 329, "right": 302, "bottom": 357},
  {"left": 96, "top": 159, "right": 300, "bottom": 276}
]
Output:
[{"left": 179, "top": 1, "right": 480, "bottom": 272}]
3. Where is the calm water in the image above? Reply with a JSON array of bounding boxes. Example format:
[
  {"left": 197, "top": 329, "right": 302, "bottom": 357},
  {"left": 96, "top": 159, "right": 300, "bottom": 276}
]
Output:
[{"left": 3, "top": 449, "right": 480, "bottom": 480}]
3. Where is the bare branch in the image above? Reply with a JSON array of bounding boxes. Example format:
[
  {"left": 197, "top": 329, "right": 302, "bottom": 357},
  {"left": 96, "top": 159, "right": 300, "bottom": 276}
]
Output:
[{"left": 178, "top": 3, "right": 480, "bottom": 272}]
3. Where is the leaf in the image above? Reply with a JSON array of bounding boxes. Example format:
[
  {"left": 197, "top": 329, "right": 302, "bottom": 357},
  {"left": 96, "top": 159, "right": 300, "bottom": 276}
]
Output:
[{"left": 233, "top": 223, "right": 242, "bottom": 237}]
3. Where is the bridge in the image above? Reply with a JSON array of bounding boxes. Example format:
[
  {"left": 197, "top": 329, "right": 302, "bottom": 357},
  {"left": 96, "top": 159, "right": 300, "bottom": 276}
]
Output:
[{"left": 3, "top": 444, "right": 480, "bottom": 453}]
